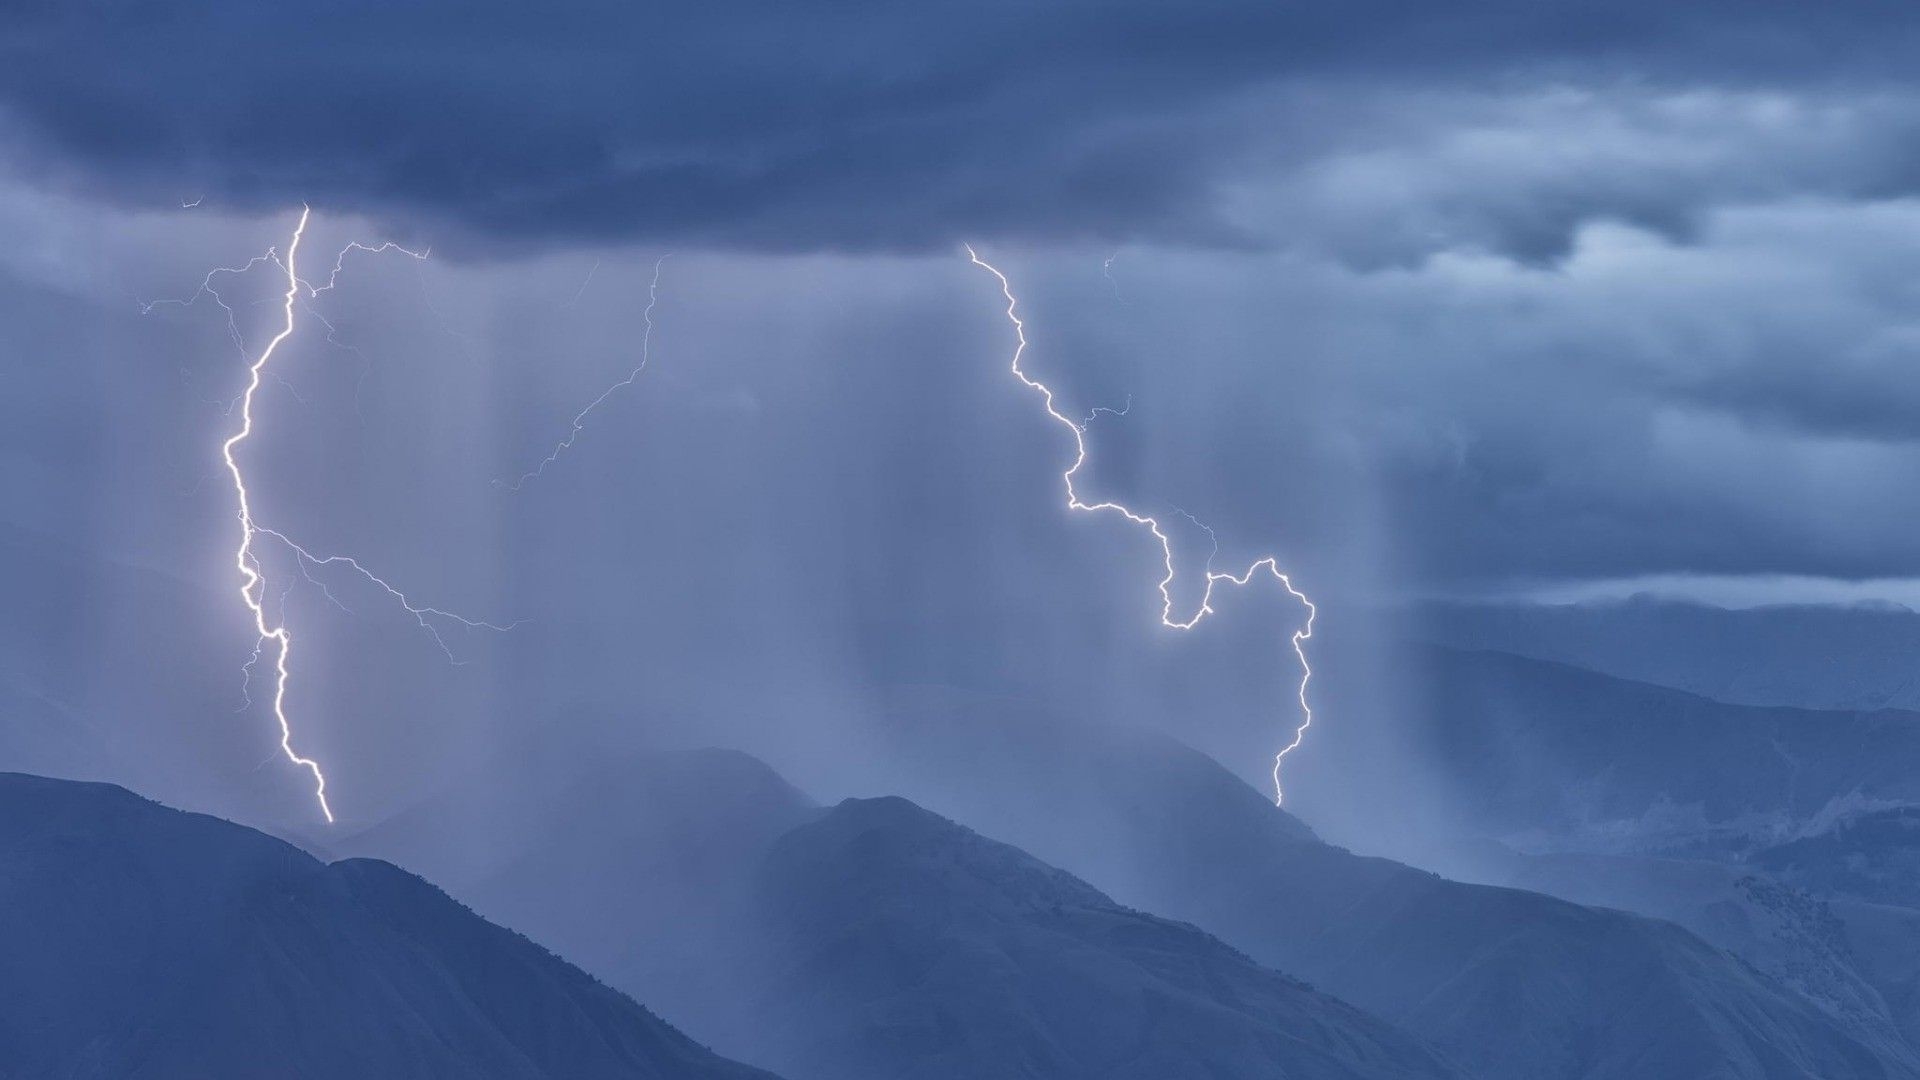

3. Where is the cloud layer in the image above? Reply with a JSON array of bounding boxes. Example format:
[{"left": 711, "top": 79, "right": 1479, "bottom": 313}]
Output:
[
  {"left": 14, "top": 6, "right": 1920, "bottom": 826},
  {"left": 8, "top": 1, "right": 1920, "bottom": 253}
]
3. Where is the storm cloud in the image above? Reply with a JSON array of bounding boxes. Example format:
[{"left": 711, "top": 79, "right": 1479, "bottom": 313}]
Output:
[
  {"left": 7, "top": 1, "right": 1920, "bottom": 254},
  {"left": 14, "top": 5, "right": 1920, "bottom": 833}
]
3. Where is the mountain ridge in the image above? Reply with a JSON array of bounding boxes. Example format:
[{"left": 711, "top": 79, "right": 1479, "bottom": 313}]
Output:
[{"left": 0, "top": 770, "right": 781, "bottom": 1080}]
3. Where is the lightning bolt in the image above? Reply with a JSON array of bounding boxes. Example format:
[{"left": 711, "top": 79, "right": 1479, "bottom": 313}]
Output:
[
  {"left": 564, "top": 258, "right": 602, "bottom": 309},
  {"left": 220, "top": 207, "right": 330, "bottom": 819},
  {"left": 180, "top": 205, "right": 507, "bottom": 822},
  {"left": 966, "top": 246, "right": 1317, "bottom": 806},
  {"left": 499, "top": 254, "right": 670, "bottom": 491},
  {"left": 1082, "top": 394, "right": 1132, "bottom": 429}
]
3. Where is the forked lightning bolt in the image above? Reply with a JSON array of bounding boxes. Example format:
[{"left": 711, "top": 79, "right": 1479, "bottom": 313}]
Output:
[
  {"left": 965, "top": 246, "right": 1317, "bottom": 805},
  {"left": 220, "top": 207, "right": 328, "bottom": 818},
  {"left": 179, "top": 205, "right": 507, "bottom": 822},
  {"left": 500, "top": 254, "right": 670, "bottom": 491}
]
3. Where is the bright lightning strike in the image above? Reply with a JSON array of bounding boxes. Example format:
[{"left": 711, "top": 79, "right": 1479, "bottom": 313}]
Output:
[
  {"left": 499, "top": 254, "right": 670, "bottom": 491},
  {"left": 172, "top": 205, "right": 507, "bottom": 822},
  {"left": 254, "top": 527, "right": 520, "bottom": 662},
  {"left": 220, "top": 207, "right": 330, "bottom": 819},
  {"left": 965, "top": 246, "right": 1317, "bottom": 806}
]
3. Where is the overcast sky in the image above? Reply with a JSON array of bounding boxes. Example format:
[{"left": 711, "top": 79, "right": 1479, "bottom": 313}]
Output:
[{"left": 8, "top": 1, "right": 1920, "bottom": 828}]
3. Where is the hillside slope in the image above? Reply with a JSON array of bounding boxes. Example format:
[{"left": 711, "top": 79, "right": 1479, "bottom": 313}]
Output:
[
  {"left": 0, "top": 771, "right": 779, "bottom": 1080},
  {"left": 732, "top": 795, "right": 1467, "bottom": 1080},
  {"left": 865, "top": 706, "right": 1920, "bottom": 1080}
]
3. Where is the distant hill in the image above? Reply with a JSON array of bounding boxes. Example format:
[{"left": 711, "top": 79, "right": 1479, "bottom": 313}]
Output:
[
  {"left": 1408, "top": 645, "right": 1920, "bottom": 850},
  {"left": 1437, "top": 841, "right": 1920, "bottom": 1051},
  {"left": 1412, "top": 598, "right": 1920, "bottom": 712},
  {"left": 0, "top": 771, "right": 779, "bottom": 1080},
  {"left": 1755, "top": 806, "right": 1920, "bottom": 908}
]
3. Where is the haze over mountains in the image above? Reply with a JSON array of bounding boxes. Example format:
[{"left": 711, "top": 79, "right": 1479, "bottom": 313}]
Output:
[
  {"left": 335, "top": 748, "right": 1472, "bottom": 1080},
  {"left": 320, "top": 682, "right": 1920, "bottom": 1080},
  {"left": 848, "top": 702, "right": 1920, "bottom": 1080},
  {"left": 1382, "top": 619, "right": 1920, "bottom": 1074},
  {"left": 1405, "top": 644, "right": 1920, "bottom": 854},
  {"left": 1416, "top": 598, "right": 1920, "bottom": 713},
  {"left": 737, "top": 795, "right": 1466, "bottom": 1080},
  {"left": 10, "top": 600, "right": 1920, "bottom": 1078}
]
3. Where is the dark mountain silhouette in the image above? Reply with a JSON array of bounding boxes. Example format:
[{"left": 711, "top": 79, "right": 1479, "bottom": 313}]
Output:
[{"left": 0, "top": 771, "right": 779, "bottom": 1080}]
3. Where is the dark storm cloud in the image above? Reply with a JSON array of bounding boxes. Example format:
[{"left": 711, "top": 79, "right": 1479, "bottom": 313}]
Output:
[
  {"left": 1322, "top": 204, "right": 1920, "bottom": 583},
  {"left": 20, "top": 1, "right": 1920, "bottom": 839},
  {"left": 1008, "top": 194, "right": 1920, "bottom": 589},
  {"left": 7, "top": 0, "right": 1920, "bottom": 253}
]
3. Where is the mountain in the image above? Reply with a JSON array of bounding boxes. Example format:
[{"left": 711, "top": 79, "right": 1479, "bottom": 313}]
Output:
[
  {"left": 1409, "top": 645, "right": 1920, "bottom": 852},
  {"left": 1297, "top": 639, "right": 1920, "bottom": 1054},
  {"left": 1439, "top": 842, "right": 1920, "bottom": 1048},
  {"left": 345, "top": 747, "right": 1462, "bottom": 1079},
  {"left": 728, "top": 795, "right": 1467, "bottom": 1080},
  {"left": 1755, "top": 806, "right": 1920, "bottom": 908},
  {"left": 338, "top": 746, "right": 817, "bottom": 1047},
  {"left": 0, "top": 771, "right": 779, "bottom": 1080},
  {"left": 336, "top": 706, "right": 1920, "bottom": 1079},
  {"left": 860, "top": 698, "right": 1920, "bottom": 1080},
  {"left": 1411, "top": 598, "right": 1920, "bottom": 712}
]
